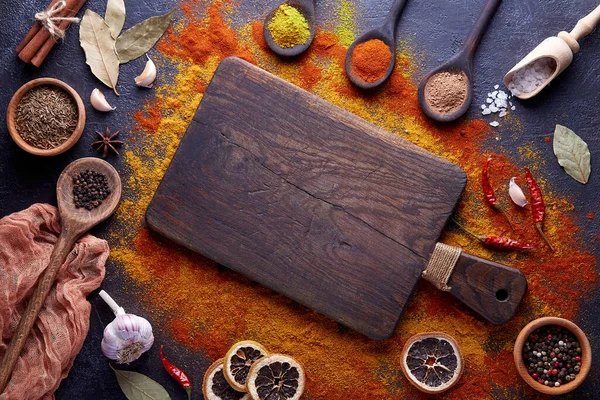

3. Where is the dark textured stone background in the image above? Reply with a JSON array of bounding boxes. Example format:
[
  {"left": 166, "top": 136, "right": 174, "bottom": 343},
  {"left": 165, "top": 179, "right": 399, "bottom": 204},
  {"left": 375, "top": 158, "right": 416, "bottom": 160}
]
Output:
[{"left": 0, "top": 0, "right": 598, "bottom": 398}]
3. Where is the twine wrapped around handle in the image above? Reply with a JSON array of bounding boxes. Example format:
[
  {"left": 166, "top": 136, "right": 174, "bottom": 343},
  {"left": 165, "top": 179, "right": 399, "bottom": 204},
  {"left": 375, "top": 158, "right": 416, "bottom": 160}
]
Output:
[
  {"left": 422, "top": 242, "right": 462, "bottom": 291},
  {"left": 34, "top": 0, "right": 80, "bottom": 39}
]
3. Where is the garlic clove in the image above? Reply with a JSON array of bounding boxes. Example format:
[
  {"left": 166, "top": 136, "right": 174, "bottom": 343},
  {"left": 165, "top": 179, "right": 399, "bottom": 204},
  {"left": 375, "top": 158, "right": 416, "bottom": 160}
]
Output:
[
  {"left": 509, "top": 177, "right": 528, "bottom": 207},
  {"left": 90, "top": 88, "right": 115, "bottom": 112},
  {"left": 135, "top": 55, "right": 156, "bottom": 88}
]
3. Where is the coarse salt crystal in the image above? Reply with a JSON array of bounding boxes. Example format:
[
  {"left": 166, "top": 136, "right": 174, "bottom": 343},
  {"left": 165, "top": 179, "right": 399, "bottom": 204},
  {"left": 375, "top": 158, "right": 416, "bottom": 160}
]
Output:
[
  {"left": 480, "top": 84, "right": 515, "bottom": 120},
  {"left": 490, "top": 121, "right": 499, "bottom": 127},
  {"left": 506, "top": 57, "right": 556, "bottom": 96}
]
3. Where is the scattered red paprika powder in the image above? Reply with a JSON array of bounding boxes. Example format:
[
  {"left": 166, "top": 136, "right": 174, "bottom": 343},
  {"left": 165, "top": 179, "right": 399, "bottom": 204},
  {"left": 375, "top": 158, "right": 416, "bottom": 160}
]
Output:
[{"left": 116, "top": 2, "right": 598, "bottom": 399}]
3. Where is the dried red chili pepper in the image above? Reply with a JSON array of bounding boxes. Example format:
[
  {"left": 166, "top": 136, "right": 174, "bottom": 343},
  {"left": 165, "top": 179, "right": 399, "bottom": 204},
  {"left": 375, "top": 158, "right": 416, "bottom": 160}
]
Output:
[
  {"left": 524, "top": 167, "right": 554, "bottom": 251},
  {"left": 482, "top": 158, "right": 514, "bottom": 230},
  {"left": 481, "top": 235, "right": 537, "bottom": 250},
  {"left": 454, "top": 220, "right": 536, "bottom": 251},
  {"left": 160, "top": 345, "right": 192, "bottom": 400}
]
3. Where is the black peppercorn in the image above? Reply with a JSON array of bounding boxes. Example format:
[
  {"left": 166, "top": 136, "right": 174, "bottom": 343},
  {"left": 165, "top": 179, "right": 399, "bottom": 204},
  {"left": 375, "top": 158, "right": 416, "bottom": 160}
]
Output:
[
  {"left": 522, "top": 325, "right": 583, "bottom": 387},
  {"left": 72, "top": 170, "right": 110, "bottom": 210}
]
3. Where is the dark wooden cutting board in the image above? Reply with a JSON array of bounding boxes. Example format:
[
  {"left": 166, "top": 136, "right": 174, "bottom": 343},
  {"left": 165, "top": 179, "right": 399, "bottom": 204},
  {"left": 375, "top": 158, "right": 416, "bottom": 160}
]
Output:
[{"left": 146, "top": 57, "right": 527, "bottom": 340}]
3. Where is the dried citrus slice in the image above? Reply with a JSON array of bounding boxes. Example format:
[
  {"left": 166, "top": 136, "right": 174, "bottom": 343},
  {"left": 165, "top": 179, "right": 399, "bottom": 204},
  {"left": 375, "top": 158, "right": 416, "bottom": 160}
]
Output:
[
  {"left": 224, "top": 340, "right": 269, "bottom": 392},
  {"left": 247, "top": 354, "right": 305, "bottom": 400},
  {"left": 400, "top": 332, "right": 463, "bottom": 394},
  {"left": 203, "top": 358, "right": 251, "bottom": 400}
]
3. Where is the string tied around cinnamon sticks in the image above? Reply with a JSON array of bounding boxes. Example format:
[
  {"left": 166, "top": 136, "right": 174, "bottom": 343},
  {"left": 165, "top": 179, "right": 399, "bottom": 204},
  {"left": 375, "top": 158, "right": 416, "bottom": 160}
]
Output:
[{"left": 34, "top": 0, "right": 80, "bottom": 39}]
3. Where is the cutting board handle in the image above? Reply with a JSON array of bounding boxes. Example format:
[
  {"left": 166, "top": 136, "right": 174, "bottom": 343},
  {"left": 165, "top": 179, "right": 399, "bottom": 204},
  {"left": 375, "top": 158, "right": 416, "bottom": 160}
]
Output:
[{"left": 446, "top": 252, "right": 527, "bottom": 324}]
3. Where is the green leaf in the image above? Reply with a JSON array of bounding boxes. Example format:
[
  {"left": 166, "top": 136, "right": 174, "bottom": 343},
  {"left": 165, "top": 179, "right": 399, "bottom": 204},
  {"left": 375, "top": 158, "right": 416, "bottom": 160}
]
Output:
[
  {"left": 115, "top": 8, "right": 175, "bottom": 63},
  {"left": 111, "top": 365, "right": 171, "bottom": 400},
  {"left": 553, "top": 124, "right": 591, "bottom": 184},
  {"left": 105, "top": 0, "right": 126, "bottom": 39},
  {"left": 79, "top": 10, "right": 120, "bottom": 95}
]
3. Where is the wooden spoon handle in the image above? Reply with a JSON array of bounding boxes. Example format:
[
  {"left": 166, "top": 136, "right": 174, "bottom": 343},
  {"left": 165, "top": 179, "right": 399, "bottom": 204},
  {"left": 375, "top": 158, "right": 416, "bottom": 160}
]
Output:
[
  {"left": 381, "top": 0, "right": 410, "bottom": 39},
  {"left": 296, "top": 0, "right": 316, "bottom": 11},
  {"left": 447, "top": 252, "right": 527, "bottom": 325},
  {"left": 570, "top": 4, "right": 600, "bottom": 41},
  {"left": 0, "top": 232, "right": 77, "bottom": 393},
  {"left": 462, "top": 0, "right": 502, "bottom": 59}
]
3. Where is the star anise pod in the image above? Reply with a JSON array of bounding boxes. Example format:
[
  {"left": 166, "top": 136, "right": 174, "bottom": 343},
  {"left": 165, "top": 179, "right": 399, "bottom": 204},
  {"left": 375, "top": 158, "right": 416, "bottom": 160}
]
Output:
[{"left": 92, "top": 127, "right": 123, "bottom": 158}]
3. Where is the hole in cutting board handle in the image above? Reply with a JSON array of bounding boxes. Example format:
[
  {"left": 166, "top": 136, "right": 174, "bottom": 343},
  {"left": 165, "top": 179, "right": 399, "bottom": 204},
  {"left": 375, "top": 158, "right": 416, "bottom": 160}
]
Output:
[{"left": 495, "top": 289, "right": 509, "bottom": 302}]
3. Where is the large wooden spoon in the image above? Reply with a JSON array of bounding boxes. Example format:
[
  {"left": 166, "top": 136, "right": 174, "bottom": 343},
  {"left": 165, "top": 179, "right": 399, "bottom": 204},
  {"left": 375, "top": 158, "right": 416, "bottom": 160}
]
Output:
[
  {"left": 418, "top": 0, "right": 502, "bottom": 122},
  {"left": 0, "top": 158, "right": 121, "bottom": 393}
]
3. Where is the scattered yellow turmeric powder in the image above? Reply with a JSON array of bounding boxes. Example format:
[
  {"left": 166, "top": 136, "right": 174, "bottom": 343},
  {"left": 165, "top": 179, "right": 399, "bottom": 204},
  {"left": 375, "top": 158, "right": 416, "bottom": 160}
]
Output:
[
  {"left": 110, "top": 1, "right": 597, "bottom": 399},
  {"left": 267, "top": 4, "right": 310, "bottom": 48}
]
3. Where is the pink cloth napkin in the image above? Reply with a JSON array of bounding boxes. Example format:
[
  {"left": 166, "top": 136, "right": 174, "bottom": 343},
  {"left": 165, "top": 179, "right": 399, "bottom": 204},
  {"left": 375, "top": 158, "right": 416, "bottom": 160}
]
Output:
[{"left": 0, "top": 204, "right": 108, "bottom": 400}]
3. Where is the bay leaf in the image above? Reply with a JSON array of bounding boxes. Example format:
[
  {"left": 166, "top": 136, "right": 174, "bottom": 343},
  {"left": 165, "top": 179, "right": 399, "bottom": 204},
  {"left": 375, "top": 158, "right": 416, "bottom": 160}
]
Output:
[
  {"left": 115, "top": 8, "right": 175, "bottom": 63},
  {"left": 79, "top": 10, "right": 120, "bottom": 95},
  {"left": 553, "top": 124, "right": 591, "bottom": 184},
  {"left": 106, "top": 0, "right": 126, "bottom": 39},
  {"left": 111, "top": 365, "right": 171, "bottom": 400}
]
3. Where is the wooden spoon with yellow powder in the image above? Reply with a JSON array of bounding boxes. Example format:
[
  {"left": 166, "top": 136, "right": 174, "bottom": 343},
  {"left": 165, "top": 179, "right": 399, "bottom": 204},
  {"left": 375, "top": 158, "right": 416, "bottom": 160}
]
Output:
[{"left": 264, "top": 0, "right": 316, "bottom": 57}]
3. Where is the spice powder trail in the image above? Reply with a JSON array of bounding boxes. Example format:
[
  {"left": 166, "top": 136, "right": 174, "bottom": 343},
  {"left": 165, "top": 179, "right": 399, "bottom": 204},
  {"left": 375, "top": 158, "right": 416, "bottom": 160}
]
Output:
[{"left": 111, "top": 1, "right": 597, "bottom": 399}]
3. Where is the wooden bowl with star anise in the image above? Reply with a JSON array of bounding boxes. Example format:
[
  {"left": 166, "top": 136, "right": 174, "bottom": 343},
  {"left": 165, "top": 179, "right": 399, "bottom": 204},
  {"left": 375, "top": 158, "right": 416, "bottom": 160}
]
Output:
[{"left": 7, "top": 78, "right": 86, "bottom": 156}]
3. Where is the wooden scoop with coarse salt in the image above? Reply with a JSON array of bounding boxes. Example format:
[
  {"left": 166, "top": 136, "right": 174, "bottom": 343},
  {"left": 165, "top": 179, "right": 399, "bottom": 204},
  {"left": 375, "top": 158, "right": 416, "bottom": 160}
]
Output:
[
  {"left": 0, "top": 158, "right": 121, "bottom": 393},
  {"left": 504, "top": 4, "right": 600, "bottom": 100}
]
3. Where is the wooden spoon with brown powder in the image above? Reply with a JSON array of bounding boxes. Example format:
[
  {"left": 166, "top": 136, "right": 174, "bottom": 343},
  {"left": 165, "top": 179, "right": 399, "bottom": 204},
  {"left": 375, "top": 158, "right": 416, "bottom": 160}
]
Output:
[{"left": 418, "top": 0, "right": 502, "bottom": 122}]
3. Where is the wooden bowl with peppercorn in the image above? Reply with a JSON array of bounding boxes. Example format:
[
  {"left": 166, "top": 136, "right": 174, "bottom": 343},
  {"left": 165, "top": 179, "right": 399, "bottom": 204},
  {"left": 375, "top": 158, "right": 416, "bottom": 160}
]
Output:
[
  {"left": 7, "top": 78, "right": 85, "bottom": 156},
  {"left": 514, "top": 317, "right": 591, "bottom": 395}
]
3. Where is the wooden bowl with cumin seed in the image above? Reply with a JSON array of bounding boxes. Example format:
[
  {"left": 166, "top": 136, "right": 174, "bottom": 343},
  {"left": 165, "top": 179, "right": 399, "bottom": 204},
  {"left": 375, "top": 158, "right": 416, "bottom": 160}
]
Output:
[{"left": 7, "top": 78, "right": 86, "bottom": 156}]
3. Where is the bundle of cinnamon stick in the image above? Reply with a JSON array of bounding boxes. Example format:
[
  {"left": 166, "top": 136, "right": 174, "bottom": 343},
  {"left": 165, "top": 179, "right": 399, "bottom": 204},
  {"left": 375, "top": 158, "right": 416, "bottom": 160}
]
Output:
[{"left": 16, "top": 0, "right": 87, "bottom": 67}]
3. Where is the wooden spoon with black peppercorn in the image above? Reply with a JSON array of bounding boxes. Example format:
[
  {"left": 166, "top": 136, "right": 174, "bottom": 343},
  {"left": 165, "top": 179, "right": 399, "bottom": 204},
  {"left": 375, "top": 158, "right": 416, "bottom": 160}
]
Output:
[{"left": 0, "top": 158, "right": 121, "bottom": 393}]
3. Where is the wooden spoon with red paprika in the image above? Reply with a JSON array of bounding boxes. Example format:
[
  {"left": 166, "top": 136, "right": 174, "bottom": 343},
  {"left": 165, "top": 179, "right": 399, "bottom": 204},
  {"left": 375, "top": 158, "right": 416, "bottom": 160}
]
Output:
[{"left": 345, "top": 0, "right": 410, "bottom": 89}]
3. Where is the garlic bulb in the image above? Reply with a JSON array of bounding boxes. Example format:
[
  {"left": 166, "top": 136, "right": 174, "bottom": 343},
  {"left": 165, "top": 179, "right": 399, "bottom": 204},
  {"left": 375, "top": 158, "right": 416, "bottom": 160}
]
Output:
[
  {"left": 509, "top": 177, "right": 528, "bottom": 207},
  {"left": 99, "top": 290, "right": 154, "bottom": 364},
  {"left": 135, "top": 56, "right": 156, "bottom": 88},
  {"left": 90, "top": 88, "right": 115, "bottom": 112}
]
